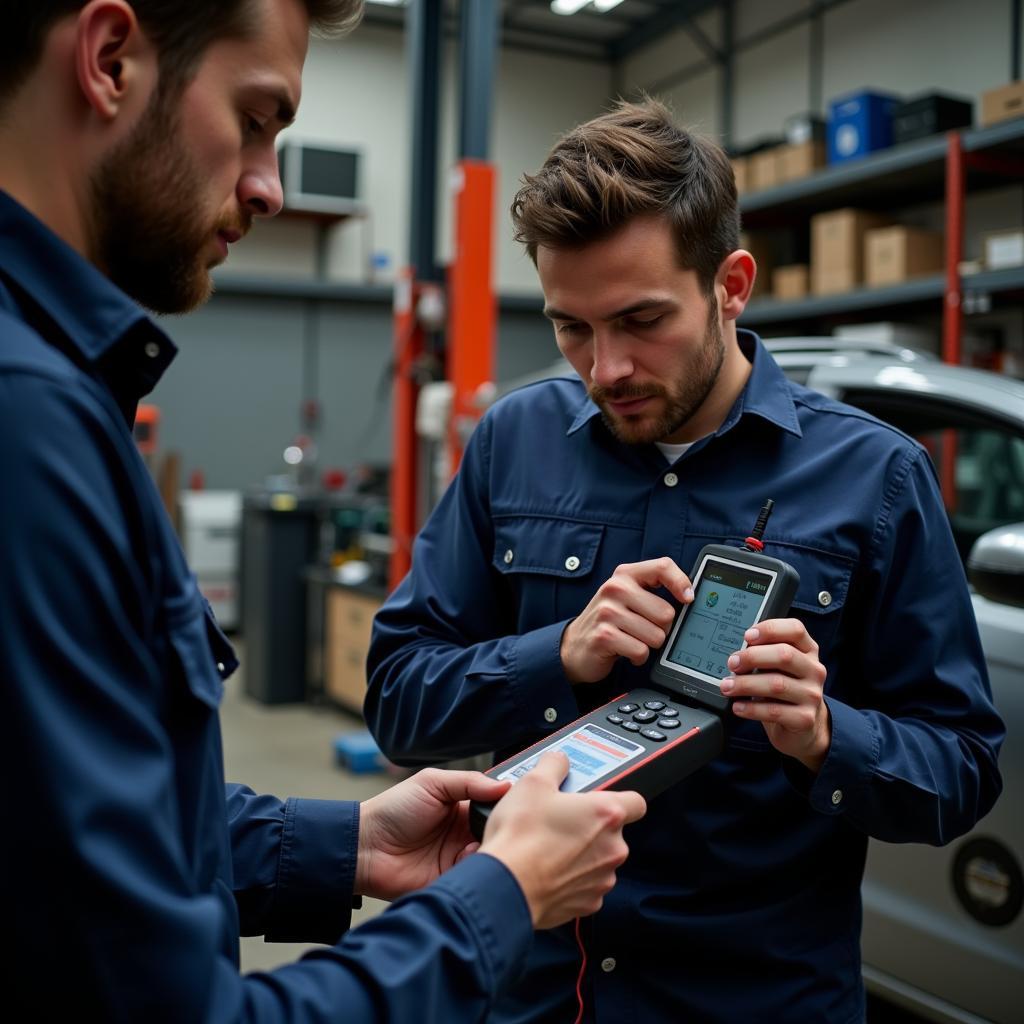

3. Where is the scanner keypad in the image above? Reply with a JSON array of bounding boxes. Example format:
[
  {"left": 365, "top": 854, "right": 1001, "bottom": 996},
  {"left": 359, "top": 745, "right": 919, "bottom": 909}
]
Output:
[{"left": 607, "top": 697, "right": 689, "bottom": 742}]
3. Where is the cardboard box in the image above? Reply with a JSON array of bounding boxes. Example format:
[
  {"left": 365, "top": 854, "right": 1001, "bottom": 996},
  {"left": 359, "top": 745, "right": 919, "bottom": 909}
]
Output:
[
  {"left": 864, "top": 226, "right": 944, "bottom": 287},
  {"left": 827, "top": 90, "right": 899, "bottom": 164},
  {"left": 771, "top": 265, "right": 810, "bottom": 301},
  {"left": 811, "top": 208, "right": 889, "bottom": 295},
  {"left": 777, "top": 141, "right": 826, "bottom": 183},
  {"left": 749, "top": 148, "right": 781, "bottom": 191},
  {"left": 981, "top": 81, "right": 1024, "bottom": 127},
  {"left": 730, "top": 156, "right": 748, "bottom": 195},
  {"left": 983, "top": 228, "right": 1024, "bottom": 269}
]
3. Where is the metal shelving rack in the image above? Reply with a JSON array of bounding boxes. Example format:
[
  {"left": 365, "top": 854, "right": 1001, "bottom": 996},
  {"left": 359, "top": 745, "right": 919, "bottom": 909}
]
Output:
[{"left": 739, "top": 118, "right": 1024, "bottom": 362}]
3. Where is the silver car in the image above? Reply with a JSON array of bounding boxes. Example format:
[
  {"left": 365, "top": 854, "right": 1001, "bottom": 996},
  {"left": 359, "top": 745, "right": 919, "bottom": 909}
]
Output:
[{"left": 766, "top": 340, "right": 1024, "bottom": 1024}]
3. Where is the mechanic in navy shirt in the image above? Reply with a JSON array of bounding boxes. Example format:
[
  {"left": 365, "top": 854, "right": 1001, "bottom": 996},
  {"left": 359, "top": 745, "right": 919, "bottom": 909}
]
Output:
[
  {"left": 366, "top": 99, "right": 1005, "bottom": 1023},
  {"left": 0, "top": 3, "right": 646, "bottom": 1021}
]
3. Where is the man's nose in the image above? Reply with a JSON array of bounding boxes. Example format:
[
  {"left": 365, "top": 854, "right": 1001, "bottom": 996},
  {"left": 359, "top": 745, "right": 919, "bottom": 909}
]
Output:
[
  {"left": 590, "top": 334, "right": 633, "bottom": 389},
  {"left": 238, "top": 152, "right": 284, "bottom": 218}
]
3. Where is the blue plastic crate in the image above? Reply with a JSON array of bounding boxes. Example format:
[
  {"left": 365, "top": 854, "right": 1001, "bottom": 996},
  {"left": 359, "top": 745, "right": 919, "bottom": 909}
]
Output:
[
  {"left": 827, "top": 90, "right": 899, "bottom": 164},
  {"left": 333, "top": 730, "right": 386, "bottom": 774}
]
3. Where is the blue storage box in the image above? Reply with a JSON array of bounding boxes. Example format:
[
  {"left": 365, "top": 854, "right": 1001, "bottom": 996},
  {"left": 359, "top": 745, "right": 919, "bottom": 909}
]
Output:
[
  {"left": 827, "top": 90, "right": 900, "bottom": 164},
  {"left": 333, "top": 730, "right": 387, "bottom": 774}
]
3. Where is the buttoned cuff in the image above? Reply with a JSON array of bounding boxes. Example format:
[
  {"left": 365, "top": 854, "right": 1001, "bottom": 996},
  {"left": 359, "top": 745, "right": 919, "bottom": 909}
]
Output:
[
  {"left": 264, "top": 797, "right": 360, "bottom": 943},
  {"left": 510, "top": 620, "right": 579, "bottom": 732},
  {"left": 790, "top": 696, "right": 878, "bottom": 816}
]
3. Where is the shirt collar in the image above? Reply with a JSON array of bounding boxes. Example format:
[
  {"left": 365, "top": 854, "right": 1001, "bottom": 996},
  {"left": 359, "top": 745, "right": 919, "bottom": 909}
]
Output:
[
  {"left": 0, "top": 191, "right": 176, "bottom": 396},
  {"left": 567, "top": 328, "right": 802, "bottom": 440}
]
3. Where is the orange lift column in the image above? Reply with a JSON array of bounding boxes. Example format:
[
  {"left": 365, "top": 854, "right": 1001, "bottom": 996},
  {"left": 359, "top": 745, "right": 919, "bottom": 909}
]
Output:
[{"left": 447, "top": 160, "right": 497, "bottom": 468}]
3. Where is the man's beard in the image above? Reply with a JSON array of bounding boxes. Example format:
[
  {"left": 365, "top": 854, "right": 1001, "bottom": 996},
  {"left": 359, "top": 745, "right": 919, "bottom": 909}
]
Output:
[
  {"left": 89, "top": 93, "right": 246, "bottom": 314},
  {"left": 590, "top": 300, "right": 726, "bottom": 445}
]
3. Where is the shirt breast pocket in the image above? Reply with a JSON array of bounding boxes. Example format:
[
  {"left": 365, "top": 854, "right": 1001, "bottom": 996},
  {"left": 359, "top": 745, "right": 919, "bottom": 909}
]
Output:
[
  {"left": 726, "top": 544, "right": 854, "bottom": 753},
  {"left": 492, "top": 515, "right": 605, "bottom": 625},
  {"left": 776, "top": 543, "right": 854, "bottom": 672},
  {"left": 164, "top": 588, "right": 225, "bottom": 716}
]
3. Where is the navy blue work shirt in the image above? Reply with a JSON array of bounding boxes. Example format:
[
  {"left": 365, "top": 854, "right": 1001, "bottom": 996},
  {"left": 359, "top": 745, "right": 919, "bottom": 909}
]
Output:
[
  {"left": 0, "top": 191, "right": 532, "bottom": 1022},
  {"left": 366, "top": 329, "right": 1004, "bottom": 1024}
]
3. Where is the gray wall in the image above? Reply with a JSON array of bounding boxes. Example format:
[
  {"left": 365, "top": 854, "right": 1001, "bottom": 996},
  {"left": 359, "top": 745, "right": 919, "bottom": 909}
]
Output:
[{"left": 151, "top": 294, "right": 556, "bottom": 490}]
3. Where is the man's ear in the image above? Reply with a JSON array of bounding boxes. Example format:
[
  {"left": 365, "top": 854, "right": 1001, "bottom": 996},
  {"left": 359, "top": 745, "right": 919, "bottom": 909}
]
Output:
[
  {"left": 716, "top": 249, "right": 756, "bottom": 323},
  {"left": 74, "top": 0, "right": 154, "bottom": 121}
]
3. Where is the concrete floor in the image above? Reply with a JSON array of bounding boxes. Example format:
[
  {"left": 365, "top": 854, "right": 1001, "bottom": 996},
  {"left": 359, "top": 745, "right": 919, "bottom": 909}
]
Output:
[{"left": 220, "top": 645, "right": 395, "bottom": 973}]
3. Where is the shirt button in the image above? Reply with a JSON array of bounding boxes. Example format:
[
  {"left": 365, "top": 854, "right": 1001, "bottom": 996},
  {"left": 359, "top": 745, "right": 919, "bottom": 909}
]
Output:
[
  {"left": 144, "top": 341, "right": 161, "bottom": 359},
  {"left": 564, "top": 555, "right": 580, "bottom": 571},
  {"left": 600, "top": 957, "right": 616, "bottom": 973},
  {"left": 216, "top": 662, "right": 225, "bottom": 673},
  {"left": 544, "top": 707, "right": 558, "bottom": 723},
  {"left": 818, "top": 591, "right": 833, "bottom": 607},
  {"left": 503, "top": 549, "right": 514, "bottom": 564},
  {"left": 664, "top": 472, "right": 679, "bottom": 487},
  {"left": 831, "top": 789, "right": 843, "bottom": 806}
]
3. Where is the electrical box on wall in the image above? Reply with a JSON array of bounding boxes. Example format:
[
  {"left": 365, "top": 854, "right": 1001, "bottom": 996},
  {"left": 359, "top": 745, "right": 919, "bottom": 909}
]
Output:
[{"left": 277, "top": 142, "right": 363, "bottom": 216}]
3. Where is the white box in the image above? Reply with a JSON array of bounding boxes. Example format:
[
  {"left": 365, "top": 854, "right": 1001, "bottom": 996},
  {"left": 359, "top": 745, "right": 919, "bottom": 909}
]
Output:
[
  {"left": 984, "top": 230, "right": 1024, "bottom": 270},
  {"left": 179, "top": 491, "right": 243, "bottom": 629}
]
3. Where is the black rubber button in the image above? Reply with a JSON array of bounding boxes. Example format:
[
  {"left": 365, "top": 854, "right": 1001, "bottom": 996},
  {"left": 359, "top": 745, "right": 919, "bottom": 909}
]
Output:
[
  {"left": 641, "top": 729, "right": 666, "bottom": 742},
  {"left": 606, "top": 713, "right": 624, "bottom": 725},
  {"left": 618, "top": 703, "right": 639, "bottom": 714},
  {"left": 658, "top": 708, "right": 679, "bottom": 718},
  {"left": 657, "top": 718, "right": 681, "bottom": 730},
  {"left": 621, "top": 721, "right": 641, "bottom": 732},
  {"left": 643, "top": 700, "right": 666, "bottom": 710},
  {"left": 632, "top": 709, "right": 657, "bottom": 723}
]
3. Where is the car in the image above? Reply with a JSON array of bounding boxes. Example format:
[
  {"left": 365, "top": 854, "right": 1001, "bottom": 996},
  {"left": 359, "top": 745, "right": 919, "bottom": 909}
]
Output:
[
  {"left": 763, "top": 334, "right": 935, "bottom": 386},
  {"left": 766, "top": 341, "right": 1024, "bottom": 1024}
]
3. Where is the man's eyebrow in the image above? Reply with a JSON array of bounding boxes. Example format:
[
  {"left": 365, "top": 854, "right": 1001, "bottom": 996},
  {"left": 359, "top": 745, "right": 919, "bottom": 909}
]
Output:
[
  {"left": 543, "top": 298, "right": 673, "bottom": 321},
  {"left": 244, "top": 81, "right": 297, "bottom": 127}
]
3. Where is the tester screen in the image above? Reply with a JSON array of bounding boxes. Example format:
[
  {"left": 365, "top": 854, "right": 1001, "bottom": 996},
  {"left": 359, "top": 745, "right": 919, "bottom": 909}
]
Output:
[
  {"left": 663, "top": 558, "right": 774, "bottom": 682},
  {"left": 496, "top": 723, "right": 645, "bottom": 793}
]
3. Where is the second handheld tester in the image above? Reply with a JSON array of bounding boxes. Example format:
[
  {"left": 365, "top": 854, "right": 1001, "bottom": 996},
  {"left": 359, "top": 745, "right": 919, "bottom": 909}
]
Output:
[{"left": 470, "top": 501, "right": 799, "bottom": 838}]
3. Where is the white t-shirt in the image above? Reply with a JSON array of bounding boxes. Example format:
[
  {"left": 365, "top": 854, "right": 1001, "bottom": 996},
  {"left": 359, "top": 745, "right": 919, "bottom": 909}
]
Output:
[{"left": 654, "top": 440, "right": 695, "bottom": 464}]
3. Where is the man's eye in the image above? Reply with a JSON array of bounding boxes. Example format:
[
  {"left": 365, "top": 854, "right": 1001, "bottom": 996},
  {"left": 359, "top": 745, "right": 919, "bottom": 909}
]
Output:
[
  {"left": 244, "top": 115, "right": 265, "bottom": 136},
  {"left": 629, "top": 316, "right": 663, "bottom": 329},
  {"left": 556, "top": 322, "right": 587, "bottom": 336}
]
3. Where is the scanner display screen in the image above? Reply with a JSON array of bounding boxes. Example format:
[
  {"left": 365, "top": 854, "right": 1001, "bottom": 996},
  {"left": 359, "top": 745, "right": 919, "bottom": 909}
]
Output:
[
  {"left": 663, "top": 557, "right": 775, "bottom": 682},
  {"left": 496, "top": 724, "right": 645, "bottom": 793}
]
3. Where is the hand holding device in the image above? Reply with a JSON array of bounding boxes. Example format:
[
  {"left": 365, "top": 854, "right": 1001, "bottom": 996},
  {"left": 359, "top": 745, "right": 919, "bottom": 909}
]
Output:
[
  {"left": 560, "top": 557, "right": 694, "bottom": 683},
  {"left": 478, "top": 751, "right": 646, "bottom": 929},
  {"left": 355, "top": 768, "right": 512, "bottom": 901},
  {"left": 722, "top": 617, "right": 830, "bottom": 771},
  {"left": 470, "top": 501, "right": 800, "bottom": 835}
]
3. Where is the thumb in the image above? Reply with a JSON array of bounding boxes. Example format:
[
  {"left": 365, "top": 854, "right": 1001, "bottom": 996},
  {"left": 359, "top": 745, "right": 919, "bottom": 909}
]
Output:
[
  {"left": 527, "top": 750, "right": 570, "bottom": 788},
  {"left": 610, "top": 789, "right": 647, "bottom": 825}
]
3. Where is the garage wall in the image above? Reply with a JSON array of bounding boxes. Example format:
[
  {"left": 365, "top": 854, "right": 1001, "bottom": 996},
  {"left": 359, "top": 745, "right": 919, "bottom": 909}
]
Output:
[{"left": 153, "top": 0, "right": 1021, "bottom": 489}]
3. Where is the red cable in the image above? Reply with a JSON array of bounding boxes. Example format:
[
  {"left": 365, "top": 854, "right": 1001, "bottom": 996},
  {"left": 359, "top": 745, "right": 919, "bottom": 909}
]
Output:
[{"left": 573, "top": 917, "right": 586, "bottom": 1024}]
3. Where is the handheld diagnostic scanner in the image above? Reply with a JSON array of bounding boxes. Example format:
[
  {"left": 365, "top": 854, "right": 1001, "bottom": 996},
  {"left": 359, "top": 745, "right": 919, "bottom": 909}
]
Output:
[{"left": 469, "top": 500, "right": 800, "bottom": 840}]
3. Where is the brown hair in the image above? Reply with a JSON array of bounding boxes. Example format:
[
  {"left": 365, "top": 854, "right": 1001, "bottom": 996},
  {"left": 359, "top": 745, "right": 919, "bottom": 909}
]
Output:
[
  {"left": 0, "top": 0, "right": 363, "bottom": 106},
  {"left": 511, "top": 98, "right": 739, "bottom": 295}
]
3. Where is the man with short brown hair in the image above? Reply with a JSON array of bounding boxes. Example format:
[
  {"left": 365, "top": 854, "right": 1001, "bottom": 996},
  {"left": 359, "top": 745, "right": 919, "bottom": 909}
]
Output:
[{"left": 366, "top": 99, "right": 1003, "bottom": 1023}]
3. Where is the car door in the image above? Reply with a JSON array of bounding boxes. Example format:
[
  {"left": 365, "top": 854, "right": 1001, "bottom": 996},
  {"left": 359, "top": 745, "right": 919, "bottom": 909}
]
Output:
[{"left": 826, "top": 381, "right": 1024, "bottom": 1024}]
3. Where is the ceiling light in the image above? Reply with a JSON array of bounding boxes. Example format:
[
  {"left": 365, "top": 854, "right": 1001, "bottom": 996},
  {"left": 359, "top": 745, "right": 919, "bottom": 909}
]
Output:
[{"left": 593, "top": 0, "right": 626, "bottom": 10}]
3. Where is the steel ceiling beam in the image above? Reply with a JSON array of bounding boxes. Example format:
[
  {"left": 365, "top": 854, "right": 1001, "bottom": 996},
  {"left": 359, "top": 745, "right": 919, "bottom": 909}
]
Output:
[{"left": 608, "top": 0, "right": 722, "bottom": 62}]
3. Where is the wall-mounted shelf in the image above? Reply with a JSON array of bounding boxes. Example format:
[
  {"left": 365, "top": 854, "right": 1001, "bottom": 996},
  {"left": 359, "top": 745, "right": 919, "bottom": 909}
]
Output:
[
  {"left": 737, "top": 118, "right": 1024, "bottom": 361},
  {"left": 743, "top": 266, "right": 1024, "bottom": 330}
]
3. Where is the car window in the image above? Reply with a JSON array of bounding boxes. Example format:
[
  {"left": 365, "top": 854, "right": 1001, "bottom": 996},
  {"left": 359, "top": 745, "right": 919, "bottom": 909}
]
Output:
[{"left": 836, "top": 391, "right": 1024, "bottom": 566}]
